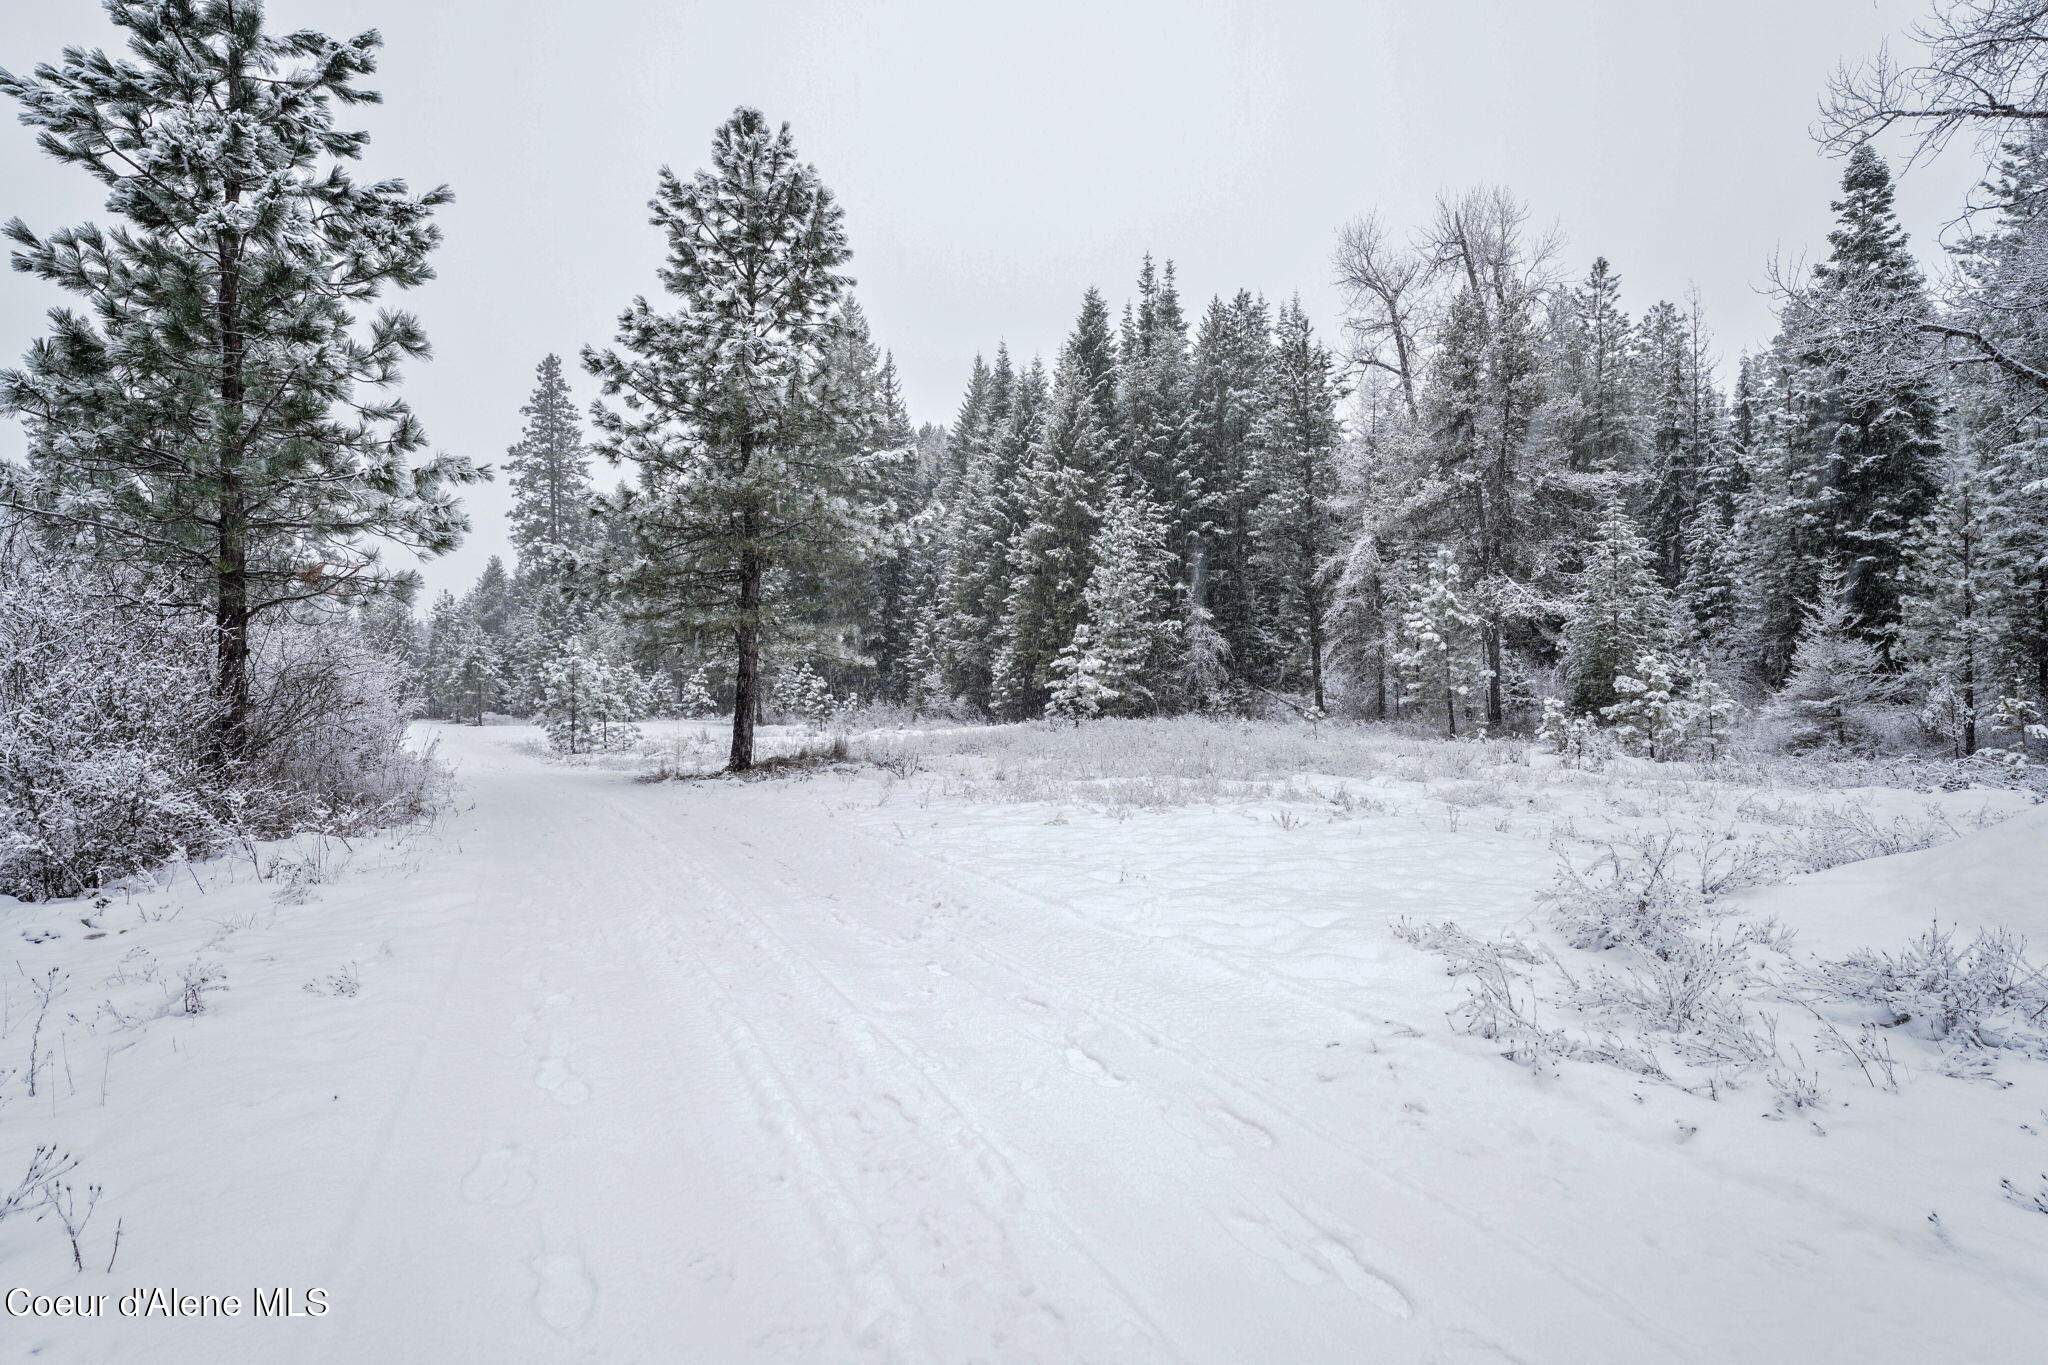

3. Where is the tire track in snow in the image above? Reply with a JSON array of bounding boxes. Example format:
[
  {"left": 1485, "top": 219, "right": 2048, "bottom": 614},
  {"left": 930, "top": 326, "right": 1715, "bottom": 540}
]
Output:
[
  {"left": 601, "top": 792, "right": 1183, "bottom": 1364},
  {"left": 705, "top": 787, "right": 1704, "bottom": 1365}
]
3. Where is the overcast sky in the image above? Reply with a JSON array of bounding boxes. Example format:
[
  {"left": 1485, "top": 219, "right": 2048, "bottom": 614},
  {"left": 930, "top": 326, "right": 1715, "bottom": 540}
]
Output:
[{"left": 0, "top": 0, "right": 1984, "bottom": 597}]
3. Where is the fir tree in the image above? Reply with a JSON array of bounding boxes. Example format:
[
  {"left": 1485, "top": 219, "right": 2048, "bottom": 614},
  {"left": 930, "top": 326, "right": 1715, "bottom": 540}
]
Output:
[
  {"left": 1554, "top": 257, "right": 1637, "bottom": 475},
  {"left": 1895, "top": 432, "right": 2003, "bottom": 754},
  {"left": 1767, "top": 576, "right": 1895, "bottom": 750},
  {"left": 994, "top": 292, "right": 1117, "bottom": 718},
  {"left": 1189, "top": 291, "right": 1276, "bottom": 687},
  {"left": 433, "top": 608, "right": 504, "bottom": 726},
  {"left": 1779, "top": 146, "right": 1944, "bottom": 655},
  {"left": 1251, "top": 298, "right": 1347, "bottom": 711},
  {"left": 1601, "top": 653, "right": 1684, "bottom": 759},
  {"left": 1563, "top": 502, "right": 1671, "bottom": 714},
  {"left": 505, "top": 354, "right": 597, "bottom": 565},
  {"left": 1392, "top": 549, "right": 1489, "bottom": 736},
  {"left": 540, "top": 643, "right": 642, "bottom": 754},
  {"left": 1045, "top": 480, "right": 1177, "bottom": 719}
]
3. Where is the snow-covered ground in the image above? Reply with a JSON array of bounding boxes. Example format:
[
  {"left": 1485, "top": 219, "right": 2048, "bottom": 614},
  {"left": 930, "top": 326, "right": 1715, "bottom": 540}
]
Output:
[{"left": 4, "top": 718, "right": 2048, "bottom": 1362}]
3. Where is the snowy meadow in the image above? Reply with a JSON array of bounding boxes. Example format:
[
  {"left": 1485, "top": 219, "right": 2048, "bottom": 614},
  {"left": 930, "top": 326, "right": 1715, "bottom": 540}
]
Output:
[{"left": 10, "top": 0, "right": 2048, "bottom": 1359}]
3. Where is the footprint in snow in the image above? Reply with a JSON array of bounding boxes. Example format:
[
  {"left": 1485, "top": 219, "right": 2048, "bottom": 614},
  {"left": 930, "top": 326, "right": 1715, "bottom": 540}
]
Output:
[
  {"left": 1064, "top": 1045, "right": 1124, "bottom": 1087},
  {"left": 536, "top": 1050, "right": 590, "bottom": 1105},
  {"left": 531, "top": 1253, "right": 596, "bottom": 1333},
  {"left": 461, "top": 1145, "right": 535, "bottom": 1207},
  {"left": 1167, "top": 1105, "right": 1275, "bottom": 1159},
  {"left": 1222, "top": 1212, "right": 1412, "bottom": 1319}
]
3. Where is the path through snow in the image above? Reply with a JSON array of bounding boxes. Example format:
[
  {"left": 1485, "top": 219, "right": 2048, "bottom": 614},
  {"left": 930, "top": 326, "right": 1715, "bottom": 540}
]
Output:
[{"left": 14, "top": 723, "right": 2048, "bottom": 1363}]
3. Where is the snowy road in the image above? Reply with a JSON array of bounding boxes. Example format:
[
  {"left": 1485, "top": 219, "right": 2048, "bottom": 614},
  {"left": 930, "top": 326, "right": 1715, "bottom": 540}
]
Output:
[
  {"left": 23, "top": 723, "right": 2048, "bottom": 1363},
  {"left": 317, "top": 728, "right": 1667, "bottom": 1363},
  {"left": 295, "top": 727, "right": 2047, "bottom": 1363}
]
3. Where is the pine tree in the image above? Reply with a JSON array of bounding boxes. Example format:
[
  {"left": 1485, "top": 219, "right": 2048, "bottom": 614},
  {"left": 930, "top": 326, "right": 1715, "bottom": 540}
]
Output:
[
  {"left": 1119, "top": 258, "right": 1200, "bottom": 576},
  {"left": 1189, "top": 291, "right": 1276, "bottom": 688},
  {"left": 468, "top": 556, "right": 518, "bottom": 641},
  {"left": 1601, "top": 653, "right": 1684, "bottom": 759},
  {"left": 585, "top": 108, "right": 884, "bottom": 771},
  {"left": 1675, "top": 500, "right": 1740, "bottom": 657},
  {"left": 540, "top": 643, "right": 642, "bottom": 754},
  {"left": 1559, "top": 257, "right": 1637, "bottom": 475},
  {"left": 1563, "top": 502, "right": 1672, "bottom": 714},
  {"left": 0, "top": 1, "right": 478, "bottom": 763},
  {"left": 434, "top": 609, "right": 504, "bottom": 726},
  {"left": 1251, "top": 298, "right": 1347, "bottom": 711}
]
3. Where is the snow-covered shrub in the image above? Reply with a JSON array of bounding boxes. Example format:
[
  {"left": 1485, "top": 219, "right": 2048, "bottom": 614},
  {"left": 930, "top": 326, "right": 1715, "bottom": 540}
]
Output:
[
  {"left": 1764, "top": 800, "right": 1957, "bottom": 873},
  {"left": 1810, "top": 923, "right": 2048, "bottom": 1052},
  {"left": 1542, "top": 837, "right": 1714, "bottom": 958},
  {"left": 0, "top": 554, "right": 222, "bottom": 899},
  {"left": 0, "top": 540, "right": 445, "bottom": 900},
  {"left": 242, "top": 614, "right": 445, "bottom": 834}
]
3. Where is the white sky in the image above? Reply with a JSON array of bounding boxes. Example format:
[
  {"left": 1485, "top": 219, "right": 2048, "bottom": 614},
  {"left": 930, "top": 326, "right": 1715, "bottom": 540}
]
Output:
[{"left": 0, "top": 0, "right": 1986, "bottom": 596}]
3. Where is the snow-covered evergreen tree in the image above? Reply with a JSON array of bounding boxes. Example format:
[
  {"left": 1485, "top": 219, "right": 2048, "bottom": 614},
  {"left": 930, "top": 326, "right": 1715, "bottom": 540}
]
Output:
[
  {"left": 994, "top": 291, "right": 1118, "bottom": 719},
  {"left": 1767, "top": 577, "right": 1896, "bottom": 750},
  {"left": 1772, "top": 146, "right": 1943, "bottom": 658},
  {"left": 1601, "top": 653, "right": 1684, "bottom": 759},
  {"left": 1043, "top": 480, "right": 1177, "bottom": 719},
  {"left": 1563, "top": 502, "right": 1671, "bottom": 715},
  {"left": 585, "top": 108, "right": 886, "bottom": 772},
  {"left": 0, "top": 1, "right": 478, "bottom": 762},
  {"left": 434, "top": 610, "right": 504, "bottom": 726},
  {"left": 506, "top": 355, "right": 597, "bottom": 565},
  {"left": 1251, "top": 298, "right": 1347, "bottom": 711},
  {"left": 1392, "top": 549, "right": 1489, "bottom": 736},
  {"left": 539, "top": 644, "right": 642, "bottom": 755},
  {"left": 1896, "top": 428, "right": 2004, "bottom": 754}
]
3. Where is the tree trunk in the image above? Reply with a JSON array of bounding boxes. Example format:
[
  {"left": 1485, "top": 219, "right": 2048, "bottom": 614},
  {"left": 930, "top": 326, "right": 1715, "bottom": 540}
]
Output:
[
  {"left": 1483, "top": 620, "right": 1504, "bottom": 729},
  {"left": 210, "top": 256, "right": 249, "bottom": 765},
  {"left": 1306, "top": 597, "right": 1326, "bottom": 713},
  {"left": 209, "top": 47, "right": 250, "bottom": 771},
  {"left": 730, "top": 543, "right": 761, "bottom": 772}
]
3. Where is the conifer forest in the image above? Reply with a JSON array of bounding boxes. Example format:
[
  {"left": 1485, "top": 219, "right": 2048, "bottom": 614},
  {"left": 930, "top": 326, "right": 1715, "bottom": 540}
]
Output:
[{"left": 4, "top": 3, "right": 2048, "bottom": 1361}]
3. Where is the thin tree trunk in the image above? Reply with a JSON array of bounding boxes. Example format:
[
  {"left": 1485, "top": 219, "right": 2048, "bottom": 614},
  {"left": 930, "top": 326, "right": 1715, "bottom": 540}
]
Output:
[
  {"left": 1483, "top": 621, "right": 1504, "bottom": 729},
  {"left": 1306, "top": 597, "right": 1326, "bottom": 713},
  {"left": 730, "top": 540, "right": 761, "bottom": 772},
  {"left": 210, "top": 125, "right": 250, "bottom": 771}
]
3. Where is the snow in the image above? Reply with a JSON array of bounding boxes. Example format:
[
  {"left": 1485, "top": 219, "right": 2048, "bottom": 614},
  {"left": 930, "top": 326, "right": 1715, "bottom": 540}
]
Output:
[{"left": 4, "top": 720, "right": 2047, "bottom": 1362}]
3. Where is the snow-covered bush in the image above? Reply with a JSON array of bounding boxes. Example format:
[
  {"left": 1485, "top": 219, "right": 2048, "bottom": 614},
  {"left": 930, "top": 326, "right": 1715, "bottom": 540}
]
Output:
[
  {"left": 1542, "top": 836, "right": 1716, "bottom": 958},
  {"left": 0, "top": 544, "right": 446, "bottom": 900},
  {"left": 1810, "top": 923, "right": 2048, "bottom": 1053},
  {"left": 0, "top": 554, "right": 222, "bottom": 899},
  {"left": 241, "top": 616, "right": 446, "bottom": 834}
]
